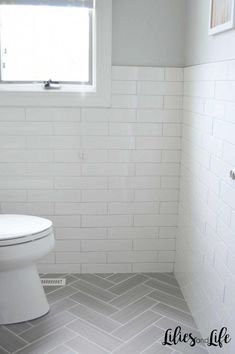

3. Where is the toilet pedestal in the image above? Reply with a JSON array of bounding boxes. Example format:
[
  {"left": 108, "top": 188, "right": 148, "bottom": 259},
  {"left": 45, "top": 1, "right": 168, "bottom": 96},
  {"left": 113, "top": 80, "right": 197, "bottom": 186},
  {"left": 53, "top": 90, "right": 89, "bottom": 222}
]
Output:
[{"left": 0, "top": 265, "right": 49, "bottom": 324}]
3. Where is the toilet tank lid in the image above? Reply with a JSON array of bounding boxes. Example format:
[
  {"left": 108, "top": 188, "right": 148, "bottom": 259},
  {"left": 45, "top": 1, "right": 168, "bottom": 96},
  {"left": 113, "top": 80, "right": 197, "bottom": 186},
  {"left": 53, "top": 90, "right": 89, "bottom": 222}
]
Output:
[{"left": 0, "top": 214, "right": 52, "bottom": 239}]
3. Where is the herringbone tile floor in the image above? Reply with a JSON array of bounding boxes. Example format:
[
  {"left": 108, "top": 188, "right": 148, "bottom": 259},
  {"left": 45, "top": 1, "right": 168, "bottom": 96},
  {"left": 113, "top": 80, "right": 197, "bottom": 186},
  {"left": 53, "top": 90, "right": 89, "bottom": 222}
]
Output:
[{"left": 0, "top": 273, "right": 208, "bottom": 354}]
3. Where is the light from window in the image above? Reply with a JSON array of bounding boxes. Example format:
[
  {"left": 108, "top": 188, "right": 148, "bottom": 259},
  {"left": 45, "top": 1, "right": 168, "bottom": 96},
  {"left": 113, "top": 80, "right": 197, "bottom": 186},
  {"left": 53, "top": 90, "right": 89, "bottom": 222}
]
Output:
[{"left": 0, "top": 4, "right": 92, "bottom": 83}]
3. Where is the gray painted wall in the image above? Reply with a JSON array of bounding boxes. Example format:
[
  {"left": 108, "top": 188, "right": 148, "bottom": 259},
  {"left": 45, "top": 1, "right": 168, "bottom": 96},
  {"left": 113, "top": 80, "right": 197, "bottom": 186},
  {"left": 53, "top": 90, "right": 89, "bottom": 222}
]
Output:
[
  {"left": 112, "top": 0, "right": 186, "bottom": 67},
  {"left": 185, "top": 0, "right": 235, "bottom": 66}
]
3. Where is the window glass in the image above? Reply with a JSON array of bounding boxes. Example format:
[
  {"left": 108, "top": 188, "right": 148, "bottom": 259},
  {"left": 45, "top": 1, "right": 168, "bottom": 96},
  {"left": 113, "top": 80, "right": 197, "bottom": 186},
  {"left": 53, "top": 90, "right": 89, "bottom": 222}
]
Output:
[{"left": 0, "top": 4, "right": 92, "bottom": 83}]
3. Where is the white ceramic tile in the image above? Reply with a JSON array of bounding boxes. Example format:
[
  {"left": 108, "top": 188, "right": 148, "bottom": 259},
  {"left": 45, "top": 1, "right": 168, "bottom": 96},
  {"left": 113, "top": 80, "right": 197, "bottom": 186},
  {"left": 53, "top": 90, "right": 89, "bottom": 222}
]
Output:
[{"left": 165, "top": 67, "right": 184, "bottom": 81}]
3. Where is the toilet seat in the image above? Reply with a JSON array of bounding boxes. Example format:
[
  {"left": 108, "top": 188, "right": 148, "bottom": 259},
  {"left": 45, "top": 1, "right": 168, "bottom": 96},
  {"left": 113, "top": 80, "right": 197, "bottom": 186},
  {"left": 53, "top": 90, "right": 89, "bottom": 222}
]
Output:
[{"left": 0, "top": 214, "right": 52, "bottom": 246}]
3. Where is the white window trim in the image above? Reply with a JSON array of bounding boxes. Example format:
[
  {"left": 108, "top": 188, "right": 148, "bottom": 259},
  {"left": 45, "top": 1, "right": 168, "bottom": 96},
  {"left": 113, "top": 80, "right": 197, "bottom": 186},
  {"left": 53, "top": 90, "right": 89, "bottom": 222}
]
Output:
[{"left": 0, "top": 0, "right": 112, "bottom": 107}]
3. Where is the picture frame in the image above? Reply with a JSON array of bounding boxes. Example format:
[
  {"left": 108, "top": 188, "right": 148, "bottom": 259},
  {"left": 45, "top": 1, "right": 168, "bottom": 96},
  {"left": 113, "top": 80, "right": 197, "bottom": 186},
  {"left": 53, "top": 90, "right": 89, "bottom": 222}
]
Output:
[{"left": 209, "top": 0, "right": 235, "bottom": 35}]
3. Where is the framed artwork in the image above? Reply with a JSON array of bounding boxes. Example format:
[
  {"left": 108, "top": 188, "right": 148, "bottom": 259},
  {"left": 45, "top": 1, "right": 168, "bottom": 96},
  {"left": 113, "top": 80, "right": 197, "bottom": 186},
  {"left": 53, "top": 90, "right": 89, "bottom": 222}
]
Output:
[{"left": 209, "top": 0, "right": 235, "bottom": 35}]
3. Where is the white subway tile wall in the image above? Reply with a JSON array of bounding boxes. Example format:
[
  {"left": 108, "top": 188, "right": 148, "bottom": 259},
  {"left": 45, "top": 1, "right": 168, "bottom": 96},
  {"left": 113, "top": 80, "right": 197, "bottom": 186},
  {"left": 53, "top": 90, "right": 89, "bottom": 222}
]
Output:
[
  {"left": 0, "top": 66, "right": 183, "bottom": 274},
  {"left": 175, "top": 61, "right": 235, "bottom": 353}
]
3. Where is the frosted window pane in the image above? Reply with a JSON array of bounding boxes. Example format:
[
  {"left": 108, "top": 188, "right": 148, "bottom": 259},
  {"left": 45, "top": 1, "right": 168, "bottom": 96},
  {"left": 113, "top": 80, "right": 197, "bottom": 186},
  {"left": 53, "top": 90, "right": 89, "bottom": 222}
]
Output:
[{"left": 0, "top": 5, "right": 90, "bottom": 82}]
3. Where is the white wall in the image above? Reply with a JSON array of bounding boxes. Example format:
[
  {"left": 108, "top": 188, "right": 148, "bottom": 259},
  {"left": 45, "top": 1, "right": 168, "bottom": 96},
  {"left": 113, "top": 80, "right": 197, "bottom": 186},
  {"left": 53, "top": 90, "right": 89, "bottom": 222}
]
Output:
[
  {"left": 0, "top": 65, "right": 183, "bottom": 273},
  {"left": 175, "top": 61, "right": 235, "bottom": 354},
  {"left": 185, "top": 0, "right": 235, "bottom": 66},
  {"left": 112, "top": 0, "right": 186, "bottom": 67}
]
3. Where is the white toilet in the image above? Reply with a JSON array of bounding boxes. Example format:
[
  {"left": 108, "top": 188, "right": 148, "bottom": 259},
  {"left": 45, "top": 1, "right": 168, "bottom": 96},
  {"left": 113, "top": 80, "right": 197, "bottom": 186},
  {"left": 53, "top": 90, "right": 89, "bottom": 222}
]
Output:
[{"left": 0, "top": 214, "right": 54, "bottom": 325}]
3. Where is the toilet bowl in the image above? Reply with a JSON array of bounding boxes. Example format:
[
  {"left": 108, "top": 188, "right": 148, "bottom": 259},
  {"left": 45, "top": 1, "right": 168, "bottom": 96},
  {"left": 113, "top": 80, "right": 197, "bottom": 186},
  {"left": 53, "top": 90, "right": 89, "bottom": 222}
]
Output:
[{"left": 0, "top": 214, "right": 55, "bottom": 325}]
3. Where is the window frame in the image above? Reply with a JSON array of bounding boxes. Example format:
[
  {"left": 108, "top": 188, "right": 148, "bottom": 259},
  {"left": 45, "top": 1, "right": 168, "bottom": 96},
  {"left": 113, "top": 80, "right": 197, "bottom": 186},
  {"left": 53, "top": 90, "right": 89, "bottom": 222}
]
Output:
[{"left": 0, "top": 0, "right": 112, "bottom": 107}]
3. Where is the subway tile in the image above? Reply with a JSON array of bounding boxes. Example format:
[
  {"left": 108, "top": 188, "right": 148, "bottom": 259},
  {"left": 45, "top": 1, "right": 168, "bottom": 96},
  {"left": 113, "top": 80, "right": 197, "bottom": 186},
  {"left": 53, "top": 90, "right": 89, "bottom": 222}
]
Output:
[
  {"left": 55, "top": 227, "right": 105, "bottom": 239},
  {"left": 134, "top": 215, "right": 177, "bottom": 227},
  {"left": 82, "top": 263, "right": 132, "bottom": 273},
  {"left": 82, "top": 163, "right": 135, "bottom": 176},
  {"left": 82, "top": 189, "right": 134, "bottom": 202},
  {"left": 165, "top": 67, "right": 184, "bottom": 81},
  {"left": 56, "top": 252, "right": 106, "bottom": 264},
  {"left": 164, "top": 96, "right": 182, "bottom": 109},
  {"left": 54, "top": 202, "right": 107, "bottom": 215},
  {"left": 0, "top": 122, "right": 53, "bottom": 135},
  {"left": 26, "top": 107, "right": 81, "bottom": 121},
  {"left": 82, "top": 215, "right": 133, "bottom": 227},
  {"left": 107, "top": 251, "right": 158, "bottom": 264},
  {"left": 108, "top": 227, "right": 159, "bottom": 239},
  {"left": 0, "top": 107, "right": 25, "bottom": 121},
  {"left": 27, "top": 136, "right": 80, "bottom": 149},
  {"left": 108, "top": 202, "right": 159, "bottom": 215},
  {"left": 82, "top": 136, "right": 135, "bottom": 149},
  {"left": 136, "top": 137, "right": 181, "bottom": 149},
  {"left": 135, "top": 189, "right": 178, "bottom": 202},
  {"left": 28, "top": 190, "right": 81, "bottom": 202},
  {"left": 82, "top": 108, "right": 136, "bottom": 122},
  {"left": 112, "top": 81, "right": 137, "bottom": 94},
  {"left": 0, "top": 149, "right": 54, "bottom": 163},
  {"left": 54, "top": 149, "right": 108, "bottom": 163},
  {"left": 137, "top": 109, "right": 182, "bottom": 123},
  {"left": 137, "top": 82, "right": 183, "bottom": 96},
  {"left": 55, "top": 176, "right": 108, "bottom": 189},
  {"left": 81, "top": 240, "right": 132, "bottom": 252},
  {"left": 54, "top": 122, "right": 108, "bottom": 136},
  {"left": 108, "top": 176, "right": 161, "bottom": 189},
  {"left": 133, "top": 239, "right": 175, "bottom": 251}
]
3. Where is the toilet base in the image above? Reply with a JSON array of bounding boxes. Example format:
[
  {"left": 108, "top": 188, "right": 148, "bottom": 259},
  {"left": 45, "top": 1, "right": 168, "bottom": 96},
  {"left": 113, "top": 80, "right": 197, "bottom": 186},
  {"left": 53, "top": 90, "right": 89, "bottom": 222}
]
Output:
[{"left": 0, "top": 264, "right": 49, "bottom": 324}]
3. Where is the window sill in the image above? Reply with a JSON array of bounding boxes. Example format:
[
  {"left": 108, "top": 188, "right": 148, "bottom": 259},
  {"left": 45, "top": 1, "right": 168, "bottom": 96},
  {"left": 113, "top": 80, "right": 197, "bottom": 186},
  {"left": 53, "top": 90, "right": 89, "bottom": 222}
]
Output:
[{"left": 0, "top": 84, "right": 111, "bottom": 107}]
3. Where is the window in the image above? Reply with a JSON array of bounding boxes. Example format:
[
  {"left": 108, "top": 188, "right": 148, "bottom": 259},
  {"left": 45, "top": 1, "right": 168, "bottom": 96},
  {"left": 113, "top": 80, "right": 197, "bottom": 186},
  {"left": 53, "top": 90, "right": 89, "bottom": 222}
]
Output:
[
  {"left": 0, "top": 0, "right": 112, "bottom": 107},
  {"left": 0, "top": 3, "right": 92, "bottom": 84}
]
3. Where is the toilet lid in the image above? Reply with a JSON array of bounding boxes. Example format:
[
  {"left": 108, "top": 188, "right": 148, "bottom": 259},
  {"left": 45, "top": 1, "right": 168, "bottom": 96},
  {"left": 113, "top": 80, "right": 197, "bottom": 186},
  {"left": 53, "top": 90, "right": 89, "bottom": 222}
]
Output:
[{"left": 0, "top": 214, "right": 52, "bottom": 240}]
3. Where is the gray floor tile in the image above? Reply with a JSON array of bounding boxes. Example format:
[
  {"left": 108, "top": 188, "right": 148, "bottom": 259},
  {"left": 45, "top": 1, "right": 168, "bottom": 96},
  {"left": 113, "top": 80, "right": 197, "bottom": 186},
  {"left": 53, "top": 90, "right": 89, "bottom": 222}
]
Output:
[
  {"left": 19, "top": 311, "right": 76, "bottom": 343},
  {"left": 66, "top": 335, "right": 110, "bottom": 354},
  {"left": 145, "top": 279, "right": 184, "bottom": 299},
  {"left": 0, "top": 273, "right": 198, "bottom": 354},
  {"left": 47, "top": 286, "right": 78, "bottom": 304},
  {"left": 152, "top": 303, "right": 197, "bottom": 329},
  {"left": 15, "top": 327, "right": 76, "bottom": 354},
  {"left": 47, "top": 345, "right": 77, "bottom": 354},
  {"left": 67, "top": 319, "right": 123, "bottom": 352},
  {"left": 107, "top": 273, "right": 134, "bottom": 283},
  {"left": 114, "top": 325, "right": 164, "bottom": 354},
  {"left": 111, "top": 297, "right": 157, "bottom": 324},
  {"left": 110, "top": 284, "right": 153, "bottom": 309},
  {"left": 68, "top": 303, "right": 120, "bottom": 333},
  {"left": 0, "top": 326, "right": 28, "bottom": 353},
  {"left": 74, "top": 274, "right": 114, "bottom": 289},
  {"left": 112, "top": 310, "right": 162, "bottom": 341},
  {"left": 0, "top": 346, "right": 11, "bottom": 354},
  {"left": 70, "top": 291, "right": 118, "bottom": 316},
  {"left": 30, "top": 298, "right": 77, "bottom": 326},
  {"left": 71, "top": 279, "right": 116, "bottom": 302},
  {"left": 142, "top": 341, "right": 173, "bottom": 353},
  {"left": 144, "top": 273, "right": 179, "bottom": 287},
  {"left": 4, "top": 322, "right": 32, "bottom": 335},
  {"left": 147, "top": 290, "right": 190, "bottom": 313},
  {"left": 109, "top": 274, "right": 148, "bottom": 295}
]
